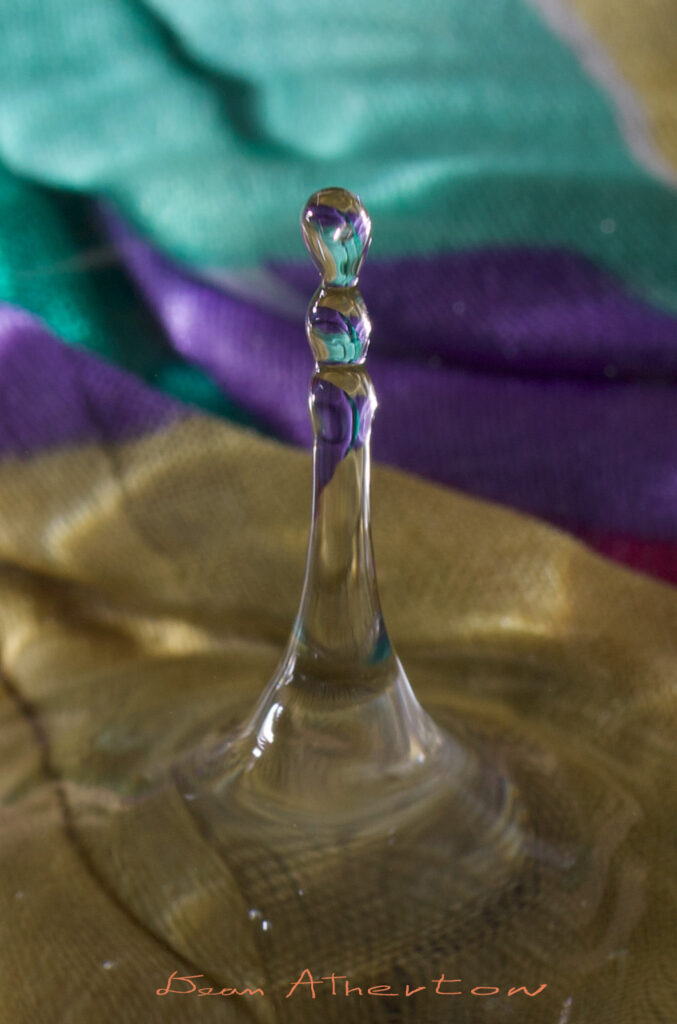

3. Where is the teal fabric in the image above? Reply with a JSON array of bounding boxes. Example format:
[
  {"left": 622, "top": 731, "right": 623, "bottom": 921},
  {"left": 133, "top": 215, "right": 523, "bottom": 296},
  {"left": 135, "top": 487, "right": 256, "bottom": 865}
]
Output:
[
  {"left": 0, "top": 164, "right": 256, "bottom": 419},
  {"left": 0, "top": 0, "right": 676, "bottom": 309}
]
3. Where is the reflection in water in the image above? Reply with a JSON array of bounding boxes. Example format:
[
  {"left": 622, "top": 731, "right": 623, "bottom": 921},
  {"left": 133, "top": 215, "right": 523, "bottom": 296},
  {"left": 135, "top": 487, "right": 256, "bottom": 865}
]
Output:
[
  {"left": 60, "top": 638, "right": 651, "bottom": 1024},
  {"left": 0, "top": 413, "right": 674, "bottom": 1023}
]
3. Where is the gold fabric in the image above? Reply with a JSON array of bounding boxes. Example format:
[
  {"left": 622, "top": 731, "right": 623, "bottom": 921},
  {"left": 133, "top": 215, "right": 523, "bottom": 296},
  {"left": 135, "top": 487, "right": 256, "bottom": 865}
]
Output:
[
  {"left": 0, "top": 415, "right": 675, "bottom": 1022},
  {"left": 569, "top": 0, "right": 677, "bottom": 174}
]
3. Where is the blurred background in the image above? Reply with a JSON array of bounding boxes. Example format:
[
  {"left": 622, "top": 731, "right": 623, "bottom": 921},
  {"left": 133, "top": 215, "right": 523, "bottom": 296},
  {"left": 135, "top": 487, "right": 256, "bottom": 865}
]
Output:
[{"left": 2, "top": 0, "right": 677, "bottom": 583}]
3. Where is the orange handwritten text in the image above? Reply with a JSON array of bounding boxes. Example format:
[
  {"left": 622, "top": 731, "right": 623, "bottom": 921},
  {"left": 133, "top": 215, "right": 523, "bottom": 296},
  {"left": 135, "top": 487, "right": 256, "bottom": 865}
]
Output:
[
  {"left": 156, "top": 969, "right": 547, "bottom": 1001},
  {"left": 282, "top": 970, "right": 546, "bottom": 1000},
  {"left": 156, "top": 972, "right": 264, "bottom": 997}
]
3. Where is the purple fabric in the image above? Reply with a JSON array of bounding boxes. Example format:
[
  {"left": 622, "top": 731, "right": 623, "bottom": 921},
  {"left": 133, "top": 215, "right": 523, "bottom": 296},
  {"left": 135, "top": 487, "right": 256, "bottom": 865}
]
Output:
[
  {"left": 0, "top": 304, "right": 184, "bottom": 457},
  {"left": 103, "top": 209, "right": 677, "bottom": 541},
  {"left": 278, "top": 253, "right": 677, "bottom": 380}
]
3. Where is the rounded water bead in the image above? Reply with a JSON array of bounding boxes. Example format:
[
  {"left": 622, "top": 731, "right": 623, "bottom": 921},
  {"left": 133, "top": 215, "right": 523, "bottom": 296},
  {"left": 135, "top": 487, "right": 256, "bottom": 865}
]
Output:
[
  {"left": 300, "top": 188, "right": 372, "bottom": 287},
  {"left": 306, "top": 286, "right": 371, "bottom": 364}
]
